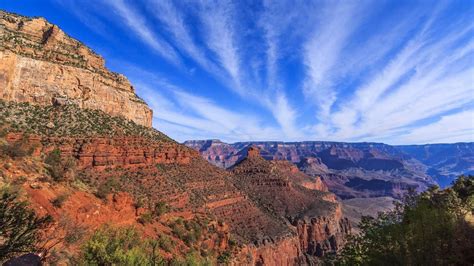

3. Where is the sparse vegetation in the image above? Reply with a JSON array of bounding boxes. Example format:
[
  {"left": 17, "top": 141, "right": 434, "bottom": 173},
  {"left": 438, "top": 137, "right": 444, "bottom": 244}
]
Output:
[
  {"left": 81, "top": 226, "right": 163, "bottom": 265},
  {"left": 44, "top": 148, "right": 75, "bottom": 182},
  {"left": 95, "top": 178, "right": 121, "bottom": 200},
  {"left": 217, "top": 250, "right": 232, "bottom": 264},
  {"left": 0, "top": 185, "right": 52, "bottom": 262},
  {"left": 51, "top": 193, "right": 69, "bottom": 208},
  {"left": 0, "top": 136, "right": 34, "bottom": 159},
  {"left": 169, "top": 218, "right": 205, "bottom": 247},
  {"left": 0, "top": 100, "right": 172, "bottom": 143},
  {"left": 154, "top": 201, "right": 170, "bottom": 217},
  {"left": 157, "top": 235, "right": 173, "bottom": 253},
  {"left": 137, "top": 212, "right": 154, "bottom": 225}
]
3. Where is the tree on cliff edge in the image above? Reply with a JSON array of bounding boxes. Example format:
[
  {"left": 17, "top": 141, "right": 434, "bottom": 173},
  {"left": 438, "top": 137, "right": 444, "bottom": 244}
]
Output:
[{"left": 335, "top": 175, "right": 474, "bottom": 265}]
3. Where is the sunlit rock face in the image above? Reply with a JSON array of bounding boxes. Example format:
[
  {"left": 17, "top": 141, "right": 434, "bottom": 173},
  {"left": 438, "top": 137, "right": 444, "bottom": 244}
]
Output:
[{"left": 0, "top": 11, "right": 152, "bottom": 127}]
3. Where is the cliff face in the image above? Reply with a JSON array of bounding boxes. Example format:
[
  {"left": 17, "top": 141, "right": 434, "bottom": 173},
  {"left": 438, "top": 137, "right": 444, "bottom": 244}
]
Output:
[
  {"left": 0, "top": 11, "right": 152, "bottom": 127},
  {"left": 231, "top": 147, "right": 351, "bottom": 262},
  {"left": 185, "top": 140, "right": 436, "bottom": 200}
]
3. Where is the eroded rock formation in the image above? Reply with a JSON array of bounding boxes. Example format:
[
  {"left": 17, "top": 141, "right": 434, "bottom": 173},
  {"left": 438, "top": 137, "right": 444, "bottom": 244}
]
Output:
[
  {"left": 0, "top": 11, "right": 152, "bottom": 127},
  {"left": 231, "top": 147, "right": 351, "bottom": 262},
  {"left": 185, "top": 140, "right": 436, "bottom": 199}
]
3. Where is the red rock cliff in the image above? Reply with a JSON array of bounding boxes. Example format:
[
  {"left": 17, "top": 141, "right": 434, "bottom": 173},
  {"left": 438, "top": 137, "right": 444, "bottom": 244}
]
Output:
[{"left": 0, "top": 11, "right": 152, "bottom": 127}]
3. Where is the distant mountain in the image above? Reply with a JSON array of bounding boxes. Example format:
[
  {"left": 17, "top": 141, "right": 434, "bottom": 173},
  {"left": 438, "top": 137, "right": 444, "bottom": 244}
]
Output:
[
  {"left": 396, "top": 143, "right": 474, "bottom": 187},
  {"left": 184, "top": 140, "right": 474, "bottom": 198}
]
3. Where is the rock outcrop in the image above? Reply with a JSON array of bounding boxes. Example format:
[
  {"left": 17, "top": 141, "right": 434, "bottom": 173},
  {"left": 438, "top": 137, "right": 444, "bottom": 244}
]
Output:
[
  {"left": 231, "top": 147, "right": 350, "bottom": 262},
  {"left": 0, "top": 11, "right": 152, "bottom": 127},
  {"left": 185, "top": 140, "right": 436, "bottom": 199}
]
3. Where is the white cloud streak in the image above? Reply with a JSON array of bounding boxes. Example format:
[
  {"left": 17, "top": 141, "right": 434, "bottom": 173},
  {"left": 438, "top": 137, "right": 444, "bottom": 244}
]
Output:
[
  {"left": 329, "top": 13, "right": 474, "bottom": 141},
  {"left": 303, "top": 1, "right": 364, "bottom": 119},
  {"left": 103, "top": 0, "right": 181, "bottom": 65},
  {"left": 395, "top": 110, "right": 474, "bottom": 144},
  {"left": 63, "top": 0, "right": 474, "bottom": 144},
  {"left": 198, "top": 1, "right": 242, "bottom": 93}
]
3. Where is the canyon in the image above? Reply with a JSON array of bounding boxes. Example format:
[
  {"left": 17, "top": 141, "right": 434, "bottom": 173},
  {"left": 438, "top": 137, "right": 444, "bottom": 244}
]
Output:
[
  {"left": 184, "top": 140, "right": 473, "bottom": 226},
  {"left": 0, "top": 11, "right": 350, "bottom": 265},
  {"left": 2, "top": 9, "right": 471, "bottom": 265}
]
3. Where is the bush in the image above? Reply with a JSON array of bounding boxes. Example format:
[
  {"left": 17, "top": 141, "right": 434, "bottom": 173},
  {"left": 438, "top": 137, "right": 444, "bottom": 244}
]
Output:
[
  {"left": 0, "top": 185, "right": 52, "bottom": 261},
  {"left": 170, "top": 219, "right": 204, "bottom": 247},
  {"left": 154, "top": 201, "right": 169, "bottom": 217},
  {"left": 0, "top": 137, "right": 33, "bottom": 159},
  {"left": 158, "top": 235, "right": 173, "bottom": 253},
  {"left": 335, "top": 175, "right": 474, "bottom": 265},
  {"left": 138, "top": 212, "right": 154, "bottom": 224},
  {"left": 44, "top": 149, "right": 75, "bottom": 182},
  {"left": 95, "top": 178, "right": 120, "bottom": 200},
  {"left": 81, "top": 226, "right": 163, "bottom": 265},
  {"left": 217, "top": 250, "right": 232, "bottom": 264},
  {"left": 51, "top": 194, "right": 68, "bottom": 208}
]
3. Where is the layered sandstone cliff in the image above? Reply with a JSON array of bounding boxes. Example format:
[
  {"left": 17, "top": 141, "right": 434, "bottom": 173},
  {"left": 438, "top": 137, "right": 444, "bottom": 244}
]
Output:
[
  {"left": 0, "top": 11, "right": 152, "bottom": 127},
  {"left": 231, "top": 147, "right": 351, "bottom": 263},
  {"left": 185, "top": 140, "right": 436, "bottom": 199}
]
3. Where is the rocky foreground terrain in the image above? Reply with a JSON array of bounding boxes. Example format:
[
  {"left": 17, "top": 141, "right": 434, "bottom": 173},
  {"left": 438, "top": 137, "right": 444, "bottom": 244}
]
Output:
[{"left": 0, "top": 11, "right": 350, "bottom": 264}]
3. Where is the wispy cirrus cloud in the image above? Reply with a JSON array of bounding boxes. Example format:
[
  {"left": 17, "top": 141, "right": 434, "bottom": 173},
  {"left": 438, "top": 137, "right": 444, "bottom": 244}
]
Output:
[
  {"left": 303, "top": 1, "right": 366, "bottom": 119},
  {"left": 395, "top": 110, "right": 474, "bottom": 144},
  {"left": 329, "top": 9, "right": 474, "bottom": 142},
  {"left": 146, "top": 0, "right": 221, "bottom": 75},
  {"left": 103, "top": 0, "right": 181, "bottom": 65},
  {"left": 42, "top": 0, "right": 474, "bottom": 144},
  {"left": 137, "top": 81, "right": 283, "bottom": 142},
  {"left": 197, "top": 0, "right": 243, "bottom": 94}
]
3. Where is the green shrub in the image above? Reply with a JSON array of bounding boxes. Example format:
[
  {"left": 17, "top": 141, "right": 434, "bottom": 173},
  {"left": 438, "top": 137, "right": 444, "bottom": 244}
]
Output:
[
  {"left": 0, "top": 185, "right": 52, "bottom": 261},
  {"left": 335, "top": 175, "right": 474, "bottom": 265},
  {"left": 81, "top": 226, "right": 163, "bottom": 265},
  {"left": 217, "top": 250, "right": 232, "bottom": 264},
  {"left": 95, "top": 178, "right": 120, "bottom": 200},
  {"left": 154, "top": 201, "right": 169, "bottom": 217},
  {"left": 51, "top": 194, "right": 68, "bottom": 208},
  {"left": 44, "top": 149, "right": 75, "bottom": 182},
  {"left": 169, "top": 219, "right": 204, "bottom": 247},
  {"left": 45, "top": 148, "right": 61, "bottom": 166},
  {"left": 158, "top": 235, "right": 173, "bottom": 253},
  {"left": 138, "top": 212, "right": 154, "bottom": 225},
  {"left": 0, "top": 137, "right": 33, "bottom": 158}
]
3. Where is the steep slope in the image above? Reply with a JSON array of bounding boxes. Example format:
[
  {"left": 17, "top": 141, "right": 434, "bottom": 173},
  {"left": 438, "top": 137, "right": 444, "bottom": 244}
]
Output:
[
  {"left": 0, "top": 101, "right": 306, "bottom": 264},
  {"left": 230, "top": 147, "right": 350, "bottom": 263},
  {"left": 0, "top": 11, "right": 152, "bottom": 127}
]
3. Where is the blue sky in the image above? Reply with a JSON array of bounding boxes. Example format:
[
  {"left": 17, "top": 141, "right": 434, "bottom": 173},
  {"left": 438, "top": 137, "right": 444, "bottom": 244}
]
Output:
[{"left": 2, "top": 0, "right": 473, "bottom": 144}]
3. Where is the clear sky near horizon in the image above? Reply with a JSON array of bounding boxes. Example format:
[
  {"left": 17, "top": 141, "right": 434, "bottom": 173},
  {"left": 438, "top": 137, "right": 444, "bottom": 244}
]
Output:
[{"left": 2, "top": 0, "right": 473, "bottom": 144}]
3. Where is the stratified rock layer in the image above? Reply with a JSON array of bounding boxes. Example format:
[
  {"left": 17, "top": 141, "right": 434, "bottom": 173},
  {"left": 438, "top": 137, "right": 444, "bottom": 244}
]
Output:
[
  {"left": 185, "top": 140, "right": 436, "bottom": 199},
  {"left": 231, "top": 147, "right": 351, "bottom": 262},
  {"left": 0, "top": 11, "right": 152, "bottom": 127}
]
